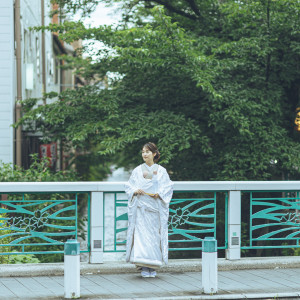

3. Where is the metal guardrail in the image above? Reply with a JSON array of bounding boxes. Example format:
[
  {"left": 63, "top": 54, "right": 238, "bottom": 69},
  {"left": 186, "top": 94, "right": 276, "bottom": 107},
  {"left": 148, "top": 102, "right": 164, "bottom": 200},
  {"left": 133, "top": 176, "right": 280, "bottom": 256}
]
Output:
[
  {"left": 104, "top": 191, "right": 228, "bottom": 253},
  {"left": 0, "top": 181, "right": 300, "bottom": 261},
  {"left": 242, "top": 191, "right": 300, "bottom": 250},
  {"left": 0, "top": 192, "right": 90, "bottom": 256}
]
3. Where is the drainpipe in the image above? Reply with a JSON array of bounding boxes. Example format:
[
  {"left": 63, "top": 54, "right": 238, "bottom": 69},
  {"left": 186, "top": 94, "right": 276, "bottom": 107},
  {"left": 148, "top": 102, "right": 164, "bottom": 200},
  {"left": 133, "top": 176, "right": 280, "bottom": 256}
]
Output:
[
  {"left": 15, "top": 0, "right": 22, "bottom": 167},
  {"left": 41, "top": 0, "right": 46, "bottom": 104}
]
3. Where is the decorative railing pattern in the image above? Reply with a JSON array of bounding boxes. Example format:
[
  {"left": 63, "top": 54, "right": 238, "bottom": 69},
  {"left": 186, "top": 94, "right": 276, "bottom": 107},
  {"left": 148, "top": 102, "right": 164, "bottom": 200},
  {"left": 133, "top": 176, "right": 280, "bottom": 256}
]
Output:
[
  {"left": 1, "top": 181, "right": 300, "bottom": 262},
  {"left": 243, "top": 191, "right": 300, "bottom": 249},
  {"left": 168, "top": 192, "right": 218, "bottom": 251},
  {"left": 103, "top": 192, "right": 128, "bottom": 252},
  {"left": 0, "top": 192, "right": 90, "bottom": 255},
  {"left": 103, "top": 191, "right": 227, "bottom": 252}
]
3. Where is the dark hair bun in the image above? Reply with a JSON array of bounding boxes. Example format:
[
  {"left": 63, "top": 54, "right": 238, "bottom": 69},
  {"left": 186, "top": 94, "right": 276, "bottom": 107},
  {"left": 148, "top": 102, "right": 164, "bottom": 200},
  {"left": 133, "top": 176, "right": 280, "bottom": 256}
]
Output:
[
  {"left": 143, "top": 142, "right": 160, "bottom": 162},
  {"left": 154, "top": 150, "right": 160, "bottom": 162}
]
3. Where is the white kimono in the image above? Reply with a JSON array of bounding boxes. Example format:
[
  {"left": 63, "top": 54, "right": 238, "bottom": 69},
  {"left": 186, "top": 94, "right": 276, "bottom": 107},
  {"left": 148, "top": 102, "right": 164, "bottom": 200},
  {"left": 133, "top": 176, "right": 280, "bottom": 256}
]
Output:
[{"left": 125, "top": 163, "right": 173, "bottom": 268}]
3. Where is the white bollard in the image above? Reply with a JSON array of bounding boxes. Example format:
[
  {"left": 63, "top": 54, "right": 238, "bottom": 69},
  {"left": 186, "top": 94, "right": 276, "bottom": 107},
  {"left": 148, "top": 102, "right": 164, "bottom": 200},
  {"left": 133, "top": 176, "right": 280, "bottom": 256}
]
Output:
[
  {"left": 202, "top": 237, "right": 218, "bottom": 294},
  {"left": 64, "top": 239, "right": 80, "bottom": 299}
]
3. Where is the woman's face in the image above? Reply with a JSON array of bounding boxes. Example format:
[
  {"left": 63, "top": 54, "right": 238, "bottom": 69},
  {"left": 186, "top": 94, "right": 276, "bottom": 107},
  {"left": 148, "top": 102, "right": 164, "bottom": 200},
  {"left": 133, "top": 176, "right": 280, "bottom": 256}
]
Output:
[{"left": 142, "top": 147, "right": 155, "bottom": 164}]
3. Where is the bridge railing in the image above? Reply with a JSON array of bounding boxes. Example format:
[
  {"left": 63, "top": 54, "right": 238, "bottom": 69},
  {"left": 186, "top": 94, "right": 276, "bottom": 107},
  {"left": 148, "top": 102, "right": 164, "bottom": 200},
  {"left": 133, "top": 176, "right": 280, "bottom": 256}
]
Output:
[{"left": 0, "top": 181, "right": 300, "bottom": 263}]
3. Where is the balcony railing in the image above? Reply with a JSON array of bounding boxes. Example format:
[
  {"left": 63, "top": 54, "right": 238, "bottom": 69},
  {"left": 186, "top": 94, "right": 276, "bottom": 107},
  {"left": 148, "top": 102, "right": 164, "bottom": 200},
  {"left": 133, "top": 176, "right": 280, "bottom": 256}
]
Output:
[{"left": 0, "top": 181, "right": 300, "bottom": 262}]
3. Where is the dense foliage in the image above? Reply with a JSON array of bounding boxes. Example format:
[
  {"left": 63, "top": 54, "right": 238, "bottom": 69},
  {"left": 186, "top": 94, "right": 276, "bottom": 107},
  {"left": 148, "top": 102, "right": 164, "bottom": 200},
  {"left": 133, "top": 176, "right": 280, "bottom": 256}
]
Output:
[
  {"left": 20, "top": 0, "right": 300, "bottom": 181},
  {"left": 0, "top": 154, "right": 77, "bottom": 182}
]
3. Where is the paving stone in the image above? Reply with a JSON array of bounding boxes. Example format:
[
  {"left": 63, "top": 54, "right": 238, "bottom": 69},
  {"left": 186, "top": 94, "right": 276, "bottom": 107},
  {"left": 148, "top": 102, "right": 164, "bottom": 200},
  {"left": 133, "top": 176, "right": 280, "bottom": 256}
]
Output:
[
  {"left": 0, "top": 280, "right": 17, "bottom": 298},
  {"left": 0, "top": 268, "right": 300, "bottom": 299},
  {"left": 32, "top": 276, "right": 64, "bottom": 297},
  {"left": 0, "top": 277, "right": 34, "bottom": 298}
]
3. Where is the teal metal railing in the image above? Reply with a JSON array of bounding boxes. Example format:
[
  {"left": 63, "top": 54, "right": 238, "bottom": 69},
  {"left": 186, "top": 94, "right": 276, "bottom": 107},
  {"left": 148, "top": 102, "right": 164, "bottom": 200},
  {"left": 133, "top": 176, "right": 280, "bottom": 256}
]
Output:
[
  {"left": 242, "top": 191, "right": 300, "bottom": 250},
  {"left": 2, "top": 182, "right": 300, "bottom": 260},
  {"left": 0, "top": 192, "right": 90, "bottom": 255},
  {"left": 103, "top": 191, "right": 228, "bottom": 252}
]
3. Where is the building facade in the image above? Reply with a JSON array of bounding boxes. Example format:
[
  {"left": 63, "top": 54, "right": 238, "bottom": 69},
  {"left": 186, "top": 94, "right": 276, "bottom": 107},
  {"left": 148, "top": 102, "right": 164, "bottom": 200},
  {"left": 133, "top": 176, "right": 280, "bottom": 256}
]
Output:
[
  {"left": 0, "top": 0, "right": 80, "bottom": 169},
  {"left": 0, "top": 1, "right": 15, "bottom": 165}
]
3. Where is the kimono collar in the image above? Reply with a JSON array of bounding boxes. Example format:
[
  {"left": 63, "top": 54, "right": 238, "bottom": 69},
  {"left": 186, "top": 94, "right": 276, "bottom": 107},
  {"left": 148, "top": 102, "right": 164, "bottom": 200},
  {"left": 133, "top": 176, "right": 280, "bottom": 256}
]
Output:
[{"left": 143, "top": 163, "right": 157, "bottom": 171}]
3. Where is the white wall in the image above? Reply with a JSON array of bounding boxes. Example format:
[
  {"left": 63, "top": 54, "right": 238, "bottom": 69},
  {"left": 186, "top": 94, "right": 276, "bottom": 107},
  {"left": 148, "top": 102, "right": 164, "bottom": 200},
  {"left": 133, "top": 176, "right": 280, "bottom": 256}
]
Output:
[
  {"left": 21, "top": 0, "right": 46, "bottom": 102},
  {"left": 0, "top": 0, "right": 58, "bottom": 166},
  {"left": 20, "top": 0, "right": 64, "bottom": 105},
  {"left": 0, "top": 0, "right": 75, "bottom": 166},
  {"left": 0, "top": 1, "right": 14, "bottom": 164}
]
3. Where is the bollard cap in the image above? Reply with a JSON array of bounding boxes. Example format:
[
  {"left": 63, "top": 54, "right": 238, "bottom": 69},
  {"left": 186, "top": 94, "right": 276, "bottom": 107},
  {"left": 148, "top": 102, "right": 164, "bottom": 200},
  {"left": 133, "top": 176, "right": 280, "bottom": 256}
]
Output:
[
  {"left": 202, "top": 237, "right": 217, "bottom": 253},
  {"left": 64, "top": 239, "right": 80, "bottom": 255}
]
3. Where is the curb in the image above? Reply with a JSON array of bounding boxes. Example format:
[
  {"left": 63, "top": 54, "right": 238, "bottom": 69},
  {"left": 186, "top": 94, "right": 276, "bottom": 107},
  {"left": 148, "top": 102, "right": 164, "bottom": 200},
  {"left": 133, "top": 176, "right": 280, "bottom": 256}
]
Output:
[
  {"left": 9, "top": 292, "right": 300, "bottom": 300},
  {"left": 107, "top": 292, "right": 300, "bottom": 300},
  {"left": 1, "top": 256, "right": 300, "bottom": 277}
]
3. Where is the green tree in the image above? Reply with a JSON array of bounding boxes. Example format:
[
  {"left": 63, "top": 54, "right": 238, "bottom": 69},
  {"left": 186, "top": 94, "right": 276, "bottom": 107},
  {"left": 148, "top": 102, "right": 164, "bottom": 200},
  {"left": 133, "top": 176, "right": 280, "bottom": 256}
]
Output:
[
  {"left": 19, "top": 0, "right": 300, "bottom": 181},
  {"left": 0, "top": 154, "right": 77, "bottom": 182}
]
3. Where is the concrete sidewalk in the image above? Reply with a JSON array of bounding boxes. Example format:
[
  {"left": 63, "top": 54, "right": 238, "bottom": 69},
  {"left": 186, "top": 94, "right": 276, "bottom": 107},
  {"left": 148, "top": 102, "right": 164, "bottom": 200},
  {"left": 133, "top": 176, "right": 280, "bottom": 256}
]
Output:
[
  {"left": 1, "top": 267, "right": 300, "bottom": 299},
  {"left": 2, "top": 256, "right": 300, "bottom": 277},
  {"left": 1, "top": 257, "right": 300, "bottom": 299}
]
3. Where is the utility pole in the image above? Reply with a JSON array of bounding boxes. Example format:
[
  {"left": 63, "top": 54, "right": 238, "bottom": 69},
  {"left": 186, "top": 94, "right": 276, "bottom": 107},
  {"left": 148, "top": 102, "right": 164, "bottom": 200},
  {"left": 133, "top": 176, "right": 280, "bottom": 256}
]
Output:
[
  {"left": 15, "top": 0, "right": 22, "bottom": 167},
  {"left": 41, "top": 0, "right": 46, "bottom": 104}
]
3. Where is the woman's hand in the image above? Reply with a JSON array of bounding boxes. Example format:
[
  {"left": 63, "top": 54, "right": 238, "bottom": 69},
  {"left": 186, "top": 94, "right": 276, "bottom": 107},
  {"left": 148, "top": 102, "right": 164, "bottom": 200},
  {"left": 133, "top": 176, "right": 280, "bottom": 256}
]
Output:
[{"left": 134, "top": 189, "right": 145, "bottom": 196}]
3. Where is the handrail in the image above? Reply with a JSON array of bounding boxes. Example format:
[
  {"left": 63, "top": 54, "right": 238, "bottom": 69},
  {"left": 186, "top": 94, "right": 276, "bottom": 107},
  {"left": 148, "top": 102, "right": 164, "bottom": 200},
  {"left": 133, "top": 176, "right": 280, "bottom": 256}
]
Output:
[{"left": 0, "top": 181, "right": 300, "bottom": 193}]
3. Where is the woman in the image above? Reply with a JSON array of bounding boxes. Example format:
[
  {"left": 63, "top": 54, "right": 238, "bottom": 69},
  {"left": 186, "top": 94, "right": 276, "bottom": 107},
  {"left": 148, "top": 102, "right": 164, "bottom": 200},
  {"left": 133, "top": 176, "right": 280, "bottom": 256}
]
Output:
[{"left": 125, "top": 142, "right": 173, "bottom": 278}]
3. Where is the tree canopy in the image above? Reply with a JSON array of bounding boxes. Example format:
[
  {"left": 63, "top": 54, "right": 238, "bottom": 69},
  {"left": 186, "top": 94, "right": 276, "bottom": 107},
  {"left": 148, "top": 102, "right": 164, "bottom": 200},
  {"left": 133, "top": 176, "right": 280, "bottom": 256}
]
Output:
[{"left": 20, "top": 0, "right": 300, "bottom": 180}]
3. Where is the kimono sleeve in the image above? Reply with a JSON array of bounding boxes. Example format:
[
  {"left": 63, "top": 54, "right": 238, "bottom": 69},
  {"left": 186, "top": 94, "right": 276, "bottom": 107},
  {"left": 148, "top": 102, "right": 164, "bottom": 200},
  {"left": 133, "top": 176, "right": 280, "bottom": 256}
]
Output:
[
  {"left": 158, "top": 168, "right": 174, "bottom": 205},
  {"left": 124, "top": 167, "right": 139, "bottom": 202}
]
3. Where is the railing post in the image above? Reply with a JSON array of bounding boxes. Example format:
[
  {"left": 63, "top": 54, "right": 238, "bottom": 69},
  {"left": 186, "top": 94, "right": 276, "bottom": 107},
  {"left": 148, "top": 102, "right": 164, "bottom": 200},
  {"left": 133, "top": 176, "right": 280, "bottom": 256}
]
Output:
[
  {"left": 225, "top": 191, "right": 241, "bottom": 260},
  {"left": 89, "top": 191, "right": 104, "bottom": 263}
]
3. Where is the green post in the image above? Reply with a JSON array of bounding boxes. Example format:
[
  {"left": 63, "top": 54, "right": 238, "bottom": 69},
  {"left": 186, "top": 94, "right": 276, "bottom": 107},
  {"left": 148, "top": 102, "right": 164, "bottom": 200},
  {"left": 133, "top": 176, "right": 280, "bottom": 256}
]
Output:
[
  {"left": 203, "top": 237, "right": 217, "bottom": 252},
  {"left": 64, "top": 239, "right": 80, "bottom": 256}
]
